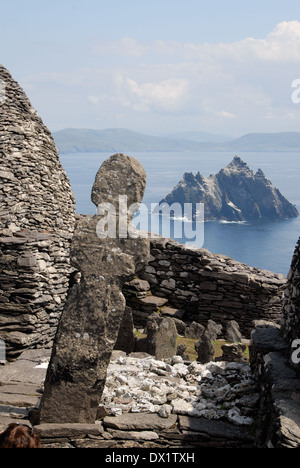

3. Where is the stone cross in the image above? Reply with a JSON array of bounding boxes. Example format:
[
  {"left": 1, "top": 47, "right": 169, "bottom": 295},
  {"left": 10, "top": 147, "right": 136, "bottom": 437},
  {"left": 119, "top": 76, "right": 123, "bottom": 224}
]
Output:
[{"left": 39, "top": 154, "right": 150, "bottom": 424}]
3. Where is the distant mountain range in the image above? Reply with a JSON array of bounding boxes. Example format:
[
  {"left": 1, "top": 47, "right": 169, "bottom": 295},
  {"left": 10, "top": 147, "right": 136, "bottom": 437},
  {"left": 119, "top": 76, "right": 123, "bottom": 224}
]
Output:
[{"left": 52, "top": 128, "right": 300, "bottom": 154}]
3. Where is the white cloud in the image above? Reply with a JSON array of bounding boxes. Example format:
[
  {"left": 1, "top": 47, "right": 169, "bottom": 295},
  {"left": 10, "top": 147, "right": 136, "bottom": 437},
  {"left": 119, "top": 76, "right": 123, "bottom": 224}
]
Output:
[
  {"left": 91, "top": 37, "right": 148, "bottom": 57},
  {"left": 215, "top": 110, "right": 235, "bottom": 119},
  {"left": 88, "top": 95, "right": 101, "bottom": 105},
  {"left": 216, "top": 20, "right": 300, "bottom": 63},
  {"left": 116, "top": 76, "right": 189, "bottom": 112},
  {"left": 22, "top": 21, "right": 300, "bottom": 134},
  {"left": 91, "top": 21, "right": 300, "bottom": 64}
]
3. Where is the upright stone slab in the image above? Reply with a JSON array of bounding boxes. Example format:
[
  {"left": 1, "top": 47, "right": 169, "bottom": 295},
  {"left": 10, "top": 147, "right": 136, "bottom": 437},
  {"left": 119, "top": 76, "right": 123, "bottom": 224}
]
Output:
[
  {"left": 114, "top": 306, "right": 136, "bottom": 354},
  {"left": 226, "top": 320, "right": 242, "bottom": 343},
  {"left": 185, "top": 321, "right": 205, "bottom": 340},
  {"left": 153, "top": 317, "right": 177, "bottom": 361},
  {"left": 195, "top": 333, "right": 214, "bottom": 364},
  {"left": 39, "top": 154, "right": 149, "bottom": 424}
]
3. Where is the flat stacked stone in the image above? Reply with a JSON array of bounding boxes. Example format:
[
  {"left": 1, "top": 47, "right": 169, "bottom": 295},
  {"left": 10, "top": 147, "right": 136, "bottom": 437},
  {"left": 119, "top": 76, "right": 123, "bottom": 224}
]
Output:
[
  {"left": 282, "top": 237, "right": 300, "bottom": 371},
  {"left": 138, "top": 238, "right": 286, "bottom": 338},
  {"left": 0, "top": 65, "right": 76, "bottom": 359}
]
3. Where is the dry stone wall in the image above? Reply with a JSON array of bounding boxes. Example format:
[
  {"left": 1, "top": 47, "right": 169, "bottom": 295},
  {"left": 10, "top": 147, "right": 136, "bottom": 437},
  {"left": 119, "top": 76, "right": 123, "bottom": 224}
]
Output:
[
  {"left": 0, "top": 231, "right": 73, "bottom": 359},
  {"left": 282, "top": 237, "right": 300, "bottom": 369},
  {"left": 0, "top": 66, "right": 76, "bottom": 360},
  {"left": 139, "top": 238, "right": 286, "bottom": 338},
  {"left": 0, "top": 66, "right": 75, "bottom": 233},
  {"left": 248, "top": 238, "right": 300, "bottom": 448},
  {"left": 249, "top": 321, "right": 300, "bottom": 448}
]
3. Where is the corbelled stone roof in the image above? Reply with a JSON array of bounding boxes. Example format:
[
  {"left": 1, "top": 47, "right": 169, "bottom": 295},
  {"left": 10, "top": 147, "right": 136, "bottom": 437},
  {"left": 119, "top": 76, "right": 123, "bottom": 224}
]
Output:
[{"left": 0, "top": 65, "right": 75, "bottom": 234}]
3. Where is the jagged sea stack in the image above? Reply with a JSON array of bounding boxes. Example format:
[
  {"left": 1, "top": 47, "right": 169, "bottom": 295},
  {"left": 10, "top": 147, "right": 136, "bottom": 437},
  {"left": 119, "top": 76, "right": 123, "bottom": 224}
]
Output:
[
  {"left": 159, "top": 156, "right": 299, "bottom": 221},
  {"left": 0, "top": 66, "right": 76, "bottom": 359}
]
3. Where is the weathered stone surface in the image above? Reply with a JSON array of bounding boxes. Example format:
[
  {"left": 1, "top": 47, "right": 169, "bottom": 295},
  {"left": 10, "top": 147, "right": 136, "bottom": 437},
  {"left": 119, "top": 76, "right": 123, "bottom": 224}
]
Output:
[
  {"left": 282, "top": 236, "right": 300, "bottom": 372},
  {"left": 103, "top": 413, "right": 177, "bottom": 431},
  {"left": 135, "top": 315, "right": 177, "bottom": 360},
  {"left": 39, "top": 154, "right": 149, "bottom": 424},
  {"left": 0, "top": 347, "right": 259, "bottom": 447},
  {"left": 101, "top": 354, "right": 258, "bottom": 425},
  {"left": 136, "top": 237, "right": 286, "bottom": 338},
  {"left": 160, "top": 306, "right": 184, "bottom": 319},
  {"left": 123, "top": 278, "right": 150, "bottom": 299},
  {"left": 114, "top": 306, "right": 136, "bottom": 354},
  {"left": 178, "top": 416, "right": 253, "bottom": 441},
  {"left": 185, "top": 321, "right": 205, "bottom": 340},
  {"left": 0, "top": 392, "right": 39, "bottom": 408},
  {"left": 195, "top": 333, "right": 214, "bottom": 364},
  {"left": 0, "top": 66, "right": 76, "bottom": 358},
  {"left": 226, "top": 320, "right": 242, "bottom": 343},
  {"left": 106, "top": 429, "right": 159, "bottom": 440},
  {"left": 205, "top": 320, "right": 223, "bottom": 341},
  {"left": 193, "top": 319, "right": 223, "bottom": 364},
  {"left": 250, "top": 319, "right": 300, "bottom": 448},
  {"left": 250, "top": 322, "right": 288, "bottom": 355},
  {"left": 217, "top": 343, "right": 248, "bottom": 363},
  {"left": 279, "top": 402, "right": 300, "bottom": 448},
  {"left": 135, "top": 295, "right": 168, "bottom": 311},
  {"left": 35, "top": 423, "right": 104, "bottom": 439},
  {"left": 0, "top": 351, "right": 50, "bottom": 385},
  {"left": 176, "top": 343, "right": 189, "bottom": 360},
  {"left": 0, "top": 66, "right": 75, "bottom": 234},
  {"left": 91, "top": 153, "right": 146, "bottom": 209},
  {"left": 152, "top": 317, "right": 177, "bottom": 360}
]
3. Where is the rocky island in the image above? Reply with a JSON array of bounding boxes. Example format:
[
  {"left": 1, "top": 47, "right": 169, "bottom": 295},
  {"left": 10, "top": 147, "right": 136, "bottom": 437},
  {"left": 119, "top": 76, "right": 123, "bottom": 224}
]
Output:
[{"left": 159, "top": 156, "right": 299, "bottom": 222}]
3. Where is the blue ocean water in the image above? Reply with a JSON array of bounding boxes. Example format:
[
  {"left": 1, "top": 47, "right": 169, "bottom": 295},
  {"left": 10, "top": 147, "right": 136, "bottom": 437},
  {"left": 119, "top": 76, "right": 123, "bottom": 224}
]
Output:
[{"left": 60, "top": 151, "right": 300, "bottom": 276}]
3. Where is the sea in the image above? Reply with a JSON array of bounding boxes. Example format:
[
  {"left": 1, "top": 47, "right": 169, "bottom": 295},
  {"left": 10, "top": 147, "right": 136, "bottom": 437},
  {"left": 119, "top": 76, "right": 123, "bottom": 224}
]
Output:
[{"left": 60, "top": 151, "right": 300, "bottom": 277}]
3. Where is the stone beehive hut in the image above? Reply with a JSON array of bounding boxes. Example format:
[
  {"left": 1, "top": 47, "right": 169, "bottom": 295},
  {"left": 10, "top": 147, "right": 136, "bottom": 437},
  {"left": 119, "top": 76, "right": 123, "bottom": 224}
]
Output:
[{"left": 0, "top": 65, "right": 76, "bottom": 360}]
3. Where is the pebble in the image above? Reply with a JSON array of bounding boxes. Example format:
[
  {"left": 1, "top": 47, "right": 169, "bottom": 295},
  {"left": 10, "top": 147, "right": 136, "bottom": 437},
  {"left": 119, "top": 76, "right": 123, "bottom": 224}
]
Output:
[{"left": 101, "top": 354, "right": 258, "bottom": 426}]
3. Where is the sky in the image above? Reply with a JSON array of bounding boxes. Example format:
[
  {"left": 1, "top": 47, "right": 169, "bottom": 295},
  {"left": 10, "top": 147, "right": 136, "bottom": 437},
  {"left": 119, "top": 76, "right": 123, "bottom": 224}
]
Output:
[{"left": 1, "top": 0, "right": 300, "bottom": 137}]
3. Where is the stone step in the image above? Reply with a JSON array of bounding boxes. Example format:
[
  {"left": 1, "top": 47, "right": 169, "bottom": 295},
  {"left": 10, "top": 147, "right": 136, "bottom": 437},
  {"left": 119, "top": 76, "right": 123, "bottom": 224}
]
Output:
[
  {"left": 0, "top": 382, "right": 41, "bottom": 432},
  {"left": 34, "top": 423, "right": 104, "bottom": 440},
  {"left": 178, "top": 415, "right": 254, "bottom": 444},
  {"left": 130, "top": 295, "right": 168, "bottom": 312},
  {"left": 160, "top": 306, "right": 184, "bottom": 320},
  {"left": 103, "top": 413, "right": 177, "bottom": 432},
  {"left": 0, "top": 355, "right": 48, "bottom": 386},
  {"left": 0, "top": 414, "right": 32, "bottom": 433},
  {"left": 0, "top": 387, "right": 41, "bottom": 407},
  {"left": 123, "top": 279, "right": 151, "bottom": 295}
]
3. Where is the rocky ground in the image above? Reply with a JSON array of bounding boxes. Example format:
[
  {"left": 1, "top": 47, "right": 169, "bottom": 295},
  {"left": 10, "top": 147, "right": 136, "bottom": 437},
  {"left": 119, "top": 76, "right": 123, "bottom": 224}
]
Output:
[
  {"left": 0, "top": 349, "right": 259, "bottom": 448},
  {"left": 102, "top": 352, "right": 258, "bottom": 425},
  {"left": 0, "top": 349, "right": 51, "bottom": 431}
]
